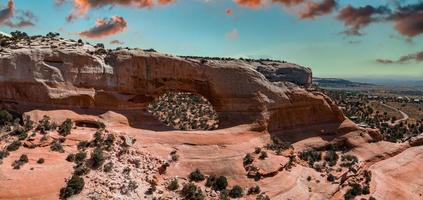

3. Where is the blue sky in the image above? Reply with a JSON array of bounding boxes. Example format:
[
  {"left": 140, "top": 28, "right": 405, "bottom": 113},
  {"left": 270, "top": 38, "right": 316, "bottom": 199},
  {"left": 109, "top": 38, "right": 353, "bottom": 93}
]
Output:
[{"left": 1, "top": 0, "right": 422, "bottom": 80}]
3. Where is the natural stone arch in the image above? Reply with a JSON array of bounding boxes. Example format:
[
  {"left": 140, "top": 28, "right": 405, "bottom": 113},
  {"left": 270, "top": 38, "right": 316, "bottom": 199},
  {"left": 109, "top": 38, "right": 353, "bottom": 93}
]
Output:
[{"left": 147, "top": 91, "right": 219, "bottom": 131}]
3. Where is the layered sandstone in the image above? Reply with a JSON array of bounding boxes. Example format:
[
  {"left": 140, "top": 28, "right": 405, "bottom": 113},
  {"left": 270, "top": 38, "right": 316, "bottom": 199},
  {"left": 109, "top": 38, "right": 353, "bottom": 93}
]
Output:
[{"left": 0, "top": 36, "right": 343, "bottom": 133}]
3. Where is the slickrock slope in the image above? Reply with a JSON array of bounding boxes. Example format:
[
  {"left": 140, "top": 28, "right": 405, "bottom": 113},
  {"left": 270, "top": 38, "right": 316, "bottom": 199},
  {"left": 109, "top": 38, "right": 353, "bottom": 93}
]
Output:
[{"left": 0, "top": 35, "right": 422, "bottom": 200}]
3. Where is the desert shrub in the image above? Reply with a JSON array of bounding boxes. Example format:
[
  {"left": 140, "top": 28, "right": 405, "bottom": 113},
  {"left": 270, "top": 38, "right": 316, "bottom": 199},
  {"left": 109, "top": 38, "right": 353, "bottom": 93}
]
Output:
[
  {"left": 259, "top": 151, "right": 268, "bottom": 160},
  {"left": 254, "top": 147, "right": 262, "bottom": 154},
  {"left": 247, "top": 186, "right": 261, "bottom": 195},
  {"left": 92, "top": 131, "right": 103, "bottom": 147},
  {"left": 243, "top": 153, "right": 254, "bottom": 165},
  {"left": 36, "top": 115, "right": 55, "bottom": 134},
  {"left": 77, "top": 141, "right": 89, "bottom": 151},
  {"left": 266, "top": 136, "right": 291, "bottom": 153},
  {"left": 256, "top": 194, "right": 271, "bottom": 200},
  {"left": 66, "top": 154, "right": 75, "bottom": 162},
  {"left": 344, "top": 183, "right": 362, "bottom": 200},
  {"left": 327, "top": 174, "right": 336, "bottom": 182},
  {"left": 299, "top": 149, "right": 322, "bottom": 167},
  {"left": 58, "top": 119, "right": 72, "bottom": 137},
  {"left": 74, "top": 151, "right": 87, "bottom": 164},
  {"left": 17, "top": 131, "right": 28, "bottom": 140},
  {"left": 74, "top": 163, "right": 90, "bottom": 176},
  {"left": 307, "top": 176, "right": 312, "bottom": 181},
  {"left": 37, "top": 158, "right": 45, "bottom": 164},
  {"left": 324, "top": 150, "right": 339, "bottom": 167},
  {"left": 189, "top": 169, "right": 205, "bottom": 182},
  {"left": 12, "top": 154, "right": 28, "bottom": 169},
  {"left": 340, "top": 155, "right": 358, "bottom": 168},
  {"left": 363, "top": 170, "right": 372, "bottom": 184},
  {"left": 219, "top": 190, "right": 230, "bottom": 200},
  {"left": 167, "top": 179, "right": 179, "bottom": 191},
  {"left": 229, "top": 185, "right": 244, "bottom": 198},
  {"left": 181, "top": 183, "right": 204, "bottom": 200},
  {"left": 89, "top": 147, "right": 105, "bottom": 169},
  {"left": 60, "top": 175, "right": 85, "bottom": 199},
  {"left": 205, "top": 175, "right": 228, "bottom": 191},
  {"left": 171, "top": 153, "right": 179, "bottom": 161},
  {"left": 104, "top": 134, "right": 115, "bottom": 150},
  {"left": 50, "top": 140, "right": 64, "bottom": 153},
  {"left": 7, "top": 141, "right": 21, "bottom": 151},
  {"left": 0, "top": 109, "right": 13, "bottom": 126},
  {"left": 369, "top": 196, "right": 376, "bottom": 200},
  {"left": 362, "top": 185, "right": 370, "bottom": 195},
  {"left": 0, "top": 150, "right": 9, "bottom": 160}
]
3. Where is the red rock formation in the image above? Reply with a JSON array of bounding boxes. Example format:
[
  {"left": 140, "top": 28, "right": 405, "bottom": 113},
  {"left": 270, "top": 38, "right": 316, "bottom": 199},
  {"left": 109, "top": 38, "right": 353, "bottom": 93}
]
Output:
[{"left": 0, "top": 39, "right": 343, "bottom": 134}]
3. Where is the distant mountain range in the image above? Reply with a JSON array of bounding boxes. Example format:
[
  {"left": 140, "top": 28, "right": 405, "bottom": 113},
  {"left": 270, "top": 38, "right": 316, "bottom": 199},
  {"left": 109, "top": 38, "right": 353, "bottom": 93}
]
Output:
[{"left": 313, "top": 77, "right": 374, "bottom": 88}]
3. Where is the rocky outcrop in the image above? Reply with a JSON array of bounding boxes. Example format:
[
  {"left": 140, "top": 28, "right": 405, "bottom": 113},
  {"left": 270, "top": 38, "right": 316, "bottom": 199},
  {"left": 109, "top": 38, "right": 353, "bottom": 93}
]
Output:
[{"left": 0, "top": 37, "right": 343, "bottom": 133}]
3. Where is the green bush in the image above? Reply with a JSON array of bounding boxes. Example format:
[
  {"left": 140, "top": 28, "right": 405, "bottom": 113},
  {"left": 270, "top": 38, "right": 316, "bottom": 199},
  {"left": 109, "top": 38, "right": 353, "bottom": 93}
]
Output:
[
  {"left": 60, "top": 175, "right": 85, "bottom": 199},
  {"left": 324, "top": 150, "right": 339, "bottom": 167},
  {"left": 254, "top": 147, "right": 261, "bottom": 154},
  {"left": 37, "top": 158, "right": 45, "bottom": 164},
  {"left": 58, "top": 119, "right": 73, "bottom": 137},
  {"left": 7, "top": 141, "right": 22, "bottom": 151},
  {"left": 0, "top": 150, "right": 9, "bottom": 159},
  {"left": 344, "top": 183, "right": 362, "bottom": 200},
  {"left": 327, "top": 174, "right": 336, "bottom": 182},
  {"left": 92, "top": 131, "right": 103, "bottom": 147},
  {"left": 189, "top": 169, "right": 205, "bottom": 182},
  {"left": 74, "top": 163, "right": 90, "bottom": 176},
  {"left": 74, "top": 151, "right": 87, "bottom": 164},
  {"left": 243, "top": 153, "right": 254, "bottom": 165},
  {"left": 229, "top": 185, "right": 244, "bottom": 198},
  {"left": 247, "top": 185, "right": 261, "bottom": 195},
  {"left": 77, "top": 141, "right": 89, "bottom": 151},
  {"left": 89, "top": 147, "right": 105, "bottom": 169},
  {"left": 104, "top": 134, "right": 115, "bottom": 150},
  {"left": 167, "top": 179, "right": 179, "bottom": 191},
  {"left": 50, "top": 141, "right": 64, "bottom": 153},
  {"left": 66, "top": 154, "right": 75, "bottom": 162},
  {"left": 205, "top": 175, "right": 228, "bottom": 191},
  {"left": 181, "top": 183, "right": 204, "bottom": 200},
  {"left": 12, "top": 154, "right": 28, "bottom": 169},
  {"left": 299, "top": 149, "right": 322, "bottom": 167},
  {"left": 23, "top": 115, "right": 34, "bottom": 132},
  {"left": 0, "top": 109, "right": 13, "bottom": 126},
  {"left": 266, "top": 136, "right": 291, "bottom": 153},
  {"left": 340, "top": 155, "right": 358, "bottom": 168},
  {"left": 36, "top": 115, "right": 54, "bottom": 134}
]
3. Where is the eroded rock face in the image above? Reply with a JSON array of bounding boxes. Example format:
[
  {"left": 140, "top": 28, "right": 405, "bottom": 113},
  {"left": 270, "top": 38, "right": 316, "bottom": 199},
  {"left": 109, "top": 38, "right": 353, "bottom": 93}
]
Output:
[{"left": 0, "top": 40, "right": 343, "bottom": 133}]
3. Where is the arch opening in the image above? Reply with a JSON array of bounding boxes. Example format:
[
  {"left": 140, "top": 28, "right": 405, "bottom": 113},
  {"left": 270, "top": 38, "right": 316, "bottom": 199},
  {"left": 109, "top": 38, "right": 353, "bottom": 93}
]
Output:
[{"left": 147, "top": 91, "right": 219, "bottom": 131}]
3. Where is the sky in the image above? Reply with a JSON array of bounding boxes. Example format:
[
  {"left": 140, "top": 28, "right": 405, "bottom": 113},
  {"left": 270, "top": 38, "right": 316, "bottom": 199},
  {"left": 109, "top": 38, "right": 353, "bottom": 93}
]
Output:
[{"left": 0, "top": 0, "right": 422, "bottom": 80}]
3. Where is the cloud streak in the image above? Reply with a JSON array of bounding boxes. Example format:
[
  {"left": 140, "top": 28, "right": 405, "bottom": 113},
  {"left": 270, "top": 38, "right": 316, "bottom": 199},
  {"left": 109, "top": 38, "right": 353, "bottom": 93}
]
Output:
[
  {"left": 0, "top": 0, "right": 36, "bottom": 28},
  {"left": 337, "top": 2, "right": 423, "bottom": 38},
  {"left": 337, "top": 5, "right": 390, "bottom": 36},
  {"left": 66, "top": 0, "right": 176, "bottom": 22},
  {"left": 376, "top": 51, "right": 423, "bottom": 64},
  {"left": 79, "top": 16, "right": 128, "bottom": 38}
]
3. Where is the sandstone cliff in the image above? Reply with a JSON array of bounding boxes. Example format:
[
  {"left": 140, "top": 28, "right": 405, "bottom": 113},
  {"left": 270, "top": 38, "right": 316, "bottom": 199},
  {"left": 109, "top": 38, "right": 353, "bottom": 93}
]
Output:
[{"left": 0, "top": 36, "right": 343, "bottom": 133}]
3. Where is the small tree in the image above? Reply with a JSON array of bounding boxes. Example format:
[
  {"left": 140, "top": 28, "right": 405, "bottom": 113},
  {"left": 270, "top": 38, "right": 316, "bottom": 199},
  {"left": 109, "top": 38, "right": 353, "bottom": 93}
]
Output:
[
  {"left": 243, "top": 153, "right": 254, "bottom": 165},
  {"left": 229, "top": 185, "right": 244, "bottom": 198},
  {"left": 58, "top": 119, "right": 73, "bottom": 137},
  {"left": 181, "top": 183, "right": 204, "bottom": 200},
  {"left": 60, "top": 175, "right": 85, "bottom": 199},
  {"left": 167, "top": 179, "right": 179, "bottom": 191},
  {"left": 89, "top": 147, "right": 105, "bottom": 169},
  {"left": 189, "top": 169, "right": 205, "bottom": 182}
]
